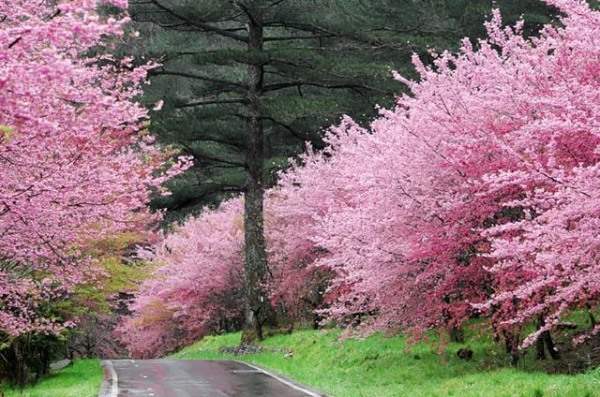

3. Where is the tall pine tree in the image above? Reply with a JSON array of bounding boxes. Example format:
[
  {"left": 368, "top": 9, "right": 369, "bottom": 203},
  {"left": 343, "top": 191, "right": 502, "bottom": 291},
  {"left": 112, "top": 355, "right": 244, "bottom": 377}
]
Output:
[{"left": 128, "top": 0, "right": 555, "bottom": 341}]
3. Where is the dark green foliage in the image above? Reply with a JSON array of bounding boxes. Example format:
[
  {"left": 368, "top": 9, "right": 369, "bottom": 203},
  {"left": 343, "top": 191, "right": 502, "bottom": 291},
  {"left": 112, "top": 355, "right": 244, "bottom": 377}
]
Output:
[
  {"left": 0, "top": 334, "right": 67, "bottom": 388},
  {"left": 126, "top": 1, "right": 556, "bottom": 222}
]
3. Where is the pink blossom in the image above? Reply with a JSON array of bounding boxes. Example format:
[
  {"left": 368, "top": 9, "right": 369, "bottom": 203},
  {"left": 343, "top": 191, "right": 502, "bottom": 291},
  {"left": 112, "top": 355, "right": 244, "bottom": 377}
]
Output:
[
  {"left": 121, "top": 0, "right": 600, "bottom": 353},
  {"left": 0, "top": 0, "right": 185, "bottom": 337}
]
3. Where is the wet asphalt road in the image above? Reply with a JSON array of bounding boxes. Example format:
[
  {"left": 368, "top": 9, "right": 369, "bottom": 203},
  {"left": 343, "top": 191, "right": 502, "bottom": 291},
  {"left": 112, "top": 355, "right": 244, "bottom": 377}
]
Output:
[{"left": 106, "top": 359, "right": 320, "bottom": 397}]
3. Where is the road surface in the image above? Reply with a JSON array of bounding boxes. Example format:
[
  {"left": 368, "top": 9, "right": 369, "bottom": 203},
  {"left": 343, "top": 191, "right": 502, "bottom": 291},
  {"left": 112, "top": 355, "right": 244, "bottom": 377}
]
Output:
[{"left": 100, "top": 359, "right": 323, "bottom": 397}]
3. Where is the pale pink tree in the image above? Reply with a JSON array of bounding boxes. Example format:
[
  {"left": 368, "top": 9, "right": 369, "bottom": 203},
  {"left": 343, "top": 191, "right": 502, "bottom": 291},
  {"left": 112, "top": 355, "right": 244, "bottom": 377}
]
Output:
[
  {"left": 0, "top": 0, "right": 187, "bottom": 338},
  {"left": 117, "top": 200, "right": 245, "bottom": 358}
]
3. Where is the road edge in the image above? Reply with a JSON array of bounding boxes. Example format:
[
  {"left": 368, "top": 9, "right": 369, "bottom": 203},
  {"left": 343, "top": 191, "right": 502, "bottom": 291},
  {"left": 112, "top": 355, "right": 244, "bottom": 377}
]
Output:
[
  {"left": 236, "top": 360, "right": 328, "bottom": 397},
  {"left": 98, "top": 360, "right": 118, "bottom": 397}
]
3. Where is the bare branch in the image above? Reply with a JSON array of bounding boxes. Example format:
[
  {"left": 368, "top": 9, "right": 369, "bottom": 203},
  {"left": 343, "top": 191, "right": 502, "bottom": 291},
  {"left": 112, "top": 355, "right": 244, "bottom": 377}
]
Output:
[
  {"left": 149, "top": 0, "right": 249, "bottom": 43},
  {"left": 177, "top": 98, "right": 248, "bottom": 108}
]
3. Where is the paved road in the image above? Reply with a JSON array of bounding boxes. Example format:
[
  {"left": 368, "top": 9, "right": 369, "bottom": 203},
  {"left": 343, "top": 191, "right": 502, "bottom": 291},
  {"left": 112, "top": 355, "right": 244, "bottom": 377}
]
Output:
[{"left": 102, "top": 360, "right": 322, "bottom": 397}]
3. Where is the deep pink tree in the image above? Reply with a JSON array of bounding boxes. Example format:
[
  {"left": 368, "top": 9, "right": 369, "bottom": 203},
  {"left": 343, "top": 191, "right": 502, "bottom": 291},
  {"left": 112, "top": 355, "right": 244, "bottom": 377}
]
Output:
[
  {"left": 476, "top": 0, "right": 600, "bottom": 347},
  {"left": 296, "top": 0, "right": 600, "bottom": 344}
]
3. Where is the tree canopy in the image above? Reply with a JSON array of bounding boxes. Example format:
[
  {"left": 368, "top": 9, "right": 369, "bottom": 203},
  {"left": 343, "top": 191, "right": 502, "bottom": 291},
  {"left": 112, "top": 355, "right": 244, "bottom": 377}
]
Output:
[
  {"left": 128, "top": 0, "right": 556, "bottom": 222},
  {"left": 120, "top": 0, "right": 600, "bottom": 358}
]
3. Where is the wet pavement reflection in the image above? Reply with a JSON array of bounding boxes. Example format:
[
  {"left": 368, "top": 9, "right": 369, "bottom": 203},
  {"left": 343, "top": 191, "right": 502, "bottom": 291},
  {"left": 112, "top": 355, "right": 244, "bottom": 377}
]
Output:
[{"left": 110, "top": 359, "right": 318, "bottom": 397}]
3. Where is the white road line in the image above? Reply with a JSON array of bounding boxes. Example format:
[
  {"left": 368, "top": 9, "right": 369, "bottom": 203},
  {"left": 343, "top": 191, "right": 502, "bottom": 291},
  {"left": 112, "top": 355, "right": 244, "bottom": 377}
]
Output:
[
  {"left": 103, "top": 360, "right": 119, "bottom": 397},
  {"left": 240, "top": 361, "right": 323, "bottom": 397},
  {"left": 231, "top": 369, "right": 262, "bottom": 373}
]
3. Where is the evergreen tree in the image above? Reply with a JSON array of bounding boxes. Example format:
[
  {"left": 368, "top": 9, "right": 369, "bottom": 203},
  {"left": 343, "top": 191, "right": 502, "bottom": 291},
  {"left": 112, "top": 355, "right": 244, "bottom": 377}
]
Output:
[
  {"left": 130, "top": 1, "right": 555, "bottom": 223},
  {"left": 127, "top": 0, "right": 555, "bottom": 341}
]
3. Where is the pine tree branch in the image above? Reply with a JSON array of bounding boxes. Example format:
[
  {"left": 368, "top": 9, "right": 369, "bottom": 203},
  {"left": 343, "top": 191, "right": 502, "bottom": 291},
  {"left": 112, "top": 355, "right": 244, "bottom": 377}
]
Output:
[
  {"left": 266, "top": 0, "right": 288, "bottom": 8},
  {"left": 232, "top": 1, "right": 259, "bottom": 27},
  {"left": 191, "top": 138, "right": 245, "bottom": 150},
  {"left": 151, "top": 69, "right": 247, "bottom": 89},
  {"left": 163, "top": 184, "right": 245, "bottom": 212},
  {"left": 261, "top": 116, "right": 310, "bottom": 141},
  {"left": 264, "top": 34, "right": 334, "bottom": 42},
  {"left": 177, "top": 98, "right": 248, "bottom": 108},
  {"left": 148, "top": 0, "right": 249, "bottom": 42},
  {"left": 263, "top": 81, "right": 379, "bottom": 93},
  {"left": 181, "top": 143, "right": 245, "bottom": 167}
]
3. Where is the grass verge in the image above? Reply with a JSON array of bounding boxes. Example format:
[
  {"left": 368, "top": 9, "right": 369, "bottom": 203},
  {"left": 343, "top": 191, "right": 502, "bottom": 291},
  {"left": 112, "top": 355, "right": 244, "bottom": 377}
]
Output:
[
  {"left": 2, "top": 359, "right": 103, "bottom": 397},
  {"left": 172, "top": 328, "right": 600, "bottom": 397}
]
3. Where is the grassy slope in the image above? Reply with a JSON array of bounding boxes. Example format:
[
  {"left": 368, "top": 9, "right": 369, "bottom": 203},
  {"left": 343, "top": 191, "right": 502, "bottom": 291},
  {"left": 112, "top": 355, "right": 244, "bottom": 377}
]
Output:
[
  {"left": 2, "top": 359, "right": 103, "bottom": 397},
  {"left": 172, "top": 329, "right": 600, "bottom": 397}
]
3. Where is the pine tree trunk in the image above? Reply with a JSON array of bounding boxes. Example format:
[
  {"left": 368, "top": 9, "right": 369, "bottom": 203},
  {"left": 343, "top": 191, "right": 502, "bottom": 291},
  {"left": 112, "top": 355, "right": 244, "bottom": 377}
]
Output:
[{"left": 241, "top": 7, "right": 269, "bottom": 345}]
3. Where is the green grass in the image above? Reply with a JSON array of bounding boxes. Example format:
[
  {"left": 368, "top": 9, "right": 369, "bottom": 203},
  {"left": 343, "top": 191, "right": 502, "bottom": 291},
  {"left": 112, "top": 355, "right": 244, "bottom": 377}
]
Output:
[
  {"left": 172, "top": 328, "right": 600, "bottom": 397},
  {"left": 2, "top": 359, "right": 103, "bottom": 397}
]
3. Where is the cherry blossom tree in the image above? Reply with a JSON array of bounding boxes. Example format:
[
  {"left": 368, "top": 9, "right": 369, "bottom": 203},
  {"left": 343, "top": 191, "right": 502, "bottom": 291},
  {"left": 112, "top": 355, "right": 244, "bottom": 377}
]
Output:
[
  {"left": 299, "top": 0, "right": 600, "bottom": 348},
  {"left": 0, "top": 268, "right": 70, "bottom": 338},
  {"left": 116, "top": 200, "right": 245, "bottom": 358},
  {"left": 0, "top": 0, "right": 188, "bottom": 342},
  {"left": 476, "top": 0, "right": 600, "bottom": 349}
]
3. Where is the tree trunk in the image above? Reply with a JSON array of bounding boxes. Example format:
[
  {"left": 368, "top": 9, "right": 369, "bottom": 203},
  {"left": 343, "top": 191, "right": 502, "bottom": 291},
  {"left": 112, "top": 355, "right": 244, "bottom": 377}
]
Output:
[
  {"left": 535, "top": 316, "right": 560, "bottom": 360},
  {"left": 503, "top": 331, "right": 520, "bottom": 365},
  {"left": 543, "top": 330, "right": 560, "bottom": 360},
  {"left": 12, "top": 338, "right": 28, "bottom": 388},
  {"left": 536, "top": 332, "right": 546, "bottom": 360},
  {"left": 241, "top": 7, "right": 269, "bottom": 345},
  {"left": 450, "top": 326, "right": 465, "bottom": 343},
  {"left": 536, "top": 316, "right": 547, "bottom": 360}
]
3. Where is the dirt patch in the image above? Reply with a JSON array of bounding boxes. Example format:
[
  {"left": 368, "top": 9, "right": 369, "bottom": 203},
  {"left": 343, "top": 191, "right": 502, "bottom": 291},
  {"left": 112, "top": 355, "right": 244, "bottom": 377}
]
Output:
[
  {"left": 218, "top": 344, "right": 292, "bottom": 356},
  {"left": 541, "top": 333, "right": 600, "bottom": 374}
]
